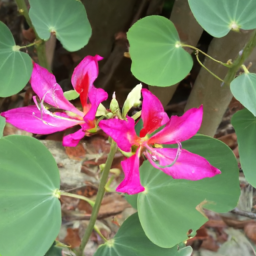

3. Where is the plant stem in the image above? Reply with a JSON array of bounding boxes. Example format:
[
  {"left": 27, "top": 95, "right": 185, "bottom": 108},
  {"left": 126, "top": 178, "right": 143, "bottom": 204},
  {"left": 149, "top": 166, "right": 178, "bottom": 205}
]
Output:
[
  {"left": 15, "top": 0, "right": 50, "bottom": 71},
  {"left": 59, "top": 191, "right": 95, "bottom": 207},
  {"left": 224, "top": 29, "right": 256, "bottom": 86},
  {"left": 195, "top": 51, "right": 224, "bottom": 82},
  {"left": 19, "top": 39, "right": 42, "bottom": 49},
  {"left": 94, "top": 226, "right": 108, "bottom": 242},
  {"left": 181, "top": 43, "right": 231, "bottom": 67},
  {"left": 77, "top": 140, "right": 117, "bottom": 256}
]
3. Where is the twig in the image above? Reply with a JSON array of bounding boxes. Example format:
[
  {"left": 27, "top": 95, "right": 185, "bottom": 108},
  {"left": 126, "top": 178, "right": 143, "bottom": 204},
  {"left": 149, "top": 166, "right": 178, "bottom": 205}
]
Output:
[{"left": 231, "top": 208, "right": 256, "bottom": 219}]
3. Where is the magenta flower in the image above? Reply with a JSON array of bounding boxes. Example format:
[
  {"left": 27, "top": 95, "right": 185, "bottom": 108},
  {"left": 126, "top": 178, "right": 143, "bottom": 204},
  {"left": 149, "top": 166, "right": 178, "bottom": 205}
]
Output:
[
  {"left": 99, "top": 89, "right": 221, "bottom": 195},
  {"left": 1, "top": 55, "right": 108, "bottom": 147}
]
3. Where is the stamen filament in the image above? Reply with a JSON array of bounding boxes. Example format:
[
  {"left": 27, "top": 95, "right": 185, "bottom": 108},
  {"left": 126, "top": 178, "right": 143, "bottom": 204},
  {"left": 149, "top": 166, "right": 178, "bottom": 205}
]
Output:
[{"left": 146, "top": 142, "right": 182, "bottom": 168}]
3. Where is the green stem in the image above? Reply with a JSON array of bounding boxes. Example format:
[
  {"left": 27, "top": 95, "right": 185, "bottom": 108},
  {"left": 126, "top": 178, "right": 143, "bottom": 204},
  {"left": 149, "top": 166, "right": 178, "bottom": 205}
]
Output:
[
  {"left": 59, "top": 191, "right": 95, "bottom": 207},
  {"left": 77, "top": 140, "right": 117, "bottom": 256},
  {"left": 15, "top": 0, "right": 50, "bottom": 71},
  {"left": 19, "top": 39, "right": 42, "bottom": 49},
  {"left": 94, "top": 226, "right": 108, "bottom": 242},
  {"left": 241, "top": 64, "right": 250, "bottom": 74},
  {"left": 181, "top": 43, "right": 231, "bottom": 67},
  {"left": 224, "top": 29, "right": 256, "bottom": 85},
  {"left": 195, "top": 51, "right": 224, "bottom": 82}
]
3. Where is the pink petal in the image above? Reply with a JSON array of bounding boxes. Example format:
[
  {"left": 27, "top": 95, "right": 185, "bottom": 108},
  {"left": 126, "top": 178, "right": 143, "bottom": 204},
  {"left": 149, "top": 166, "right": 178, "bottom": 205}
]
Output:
[
  {"left": 148, "top": 106, "right": 203, "bottom": 145},
  {"left": 71, "top": 55, "right": 103, "bottom": 108},
  {"left": 98, "top": 116, "right": 138, "bottom": 152},
  {"left": 84, "top": 85, "right": 108, "bottom": 122},
  {"left": 1, "top": 106, "right": 82, "bottom": 134},
  {"left": 140, "top": 89, "right": 169, "bottom": 137},
  {"left": 30, "top": 63, "right": 83, "bottom": 117},
  {"left": 63, "top": 128, "right": 85, "bottom": 147},
  {"left": 145, "top": 147, "right": 221, "bottom": 180},
  {"left": 117, "top": 149, "right": 145, "bottom": 195}
]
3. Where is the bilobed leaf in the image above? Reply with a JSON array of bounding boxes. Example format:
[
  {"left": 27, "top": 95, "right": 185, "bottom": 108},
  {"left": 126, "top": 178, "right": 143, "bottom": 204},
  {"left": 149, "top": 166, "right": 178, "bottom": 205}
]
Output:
[
  {"left": 188, "top": 0, "right": 256, "bottom": 37},
  {"left": 0, "top": 116, "right": 5, "bottom": 138},
  {"left": 29, "top": 0, "right": 92, "bottom": 51},
  {"left": 129, "top": 135, "right": 239, "bottom": 248},
  {"left": 64, "top": 90, "right": 80, "bottom": 101},
  {"left": 94, "top": 213, "right": 193, "bottom": 256},
  {"left": 0, "top": 136, "right": 61, "bottom": 256},
  {"left": 128, "top": 16, "right": 193, "bottom": 87},
  {"left": 0, "top": 22, "right": 32, "bottom": 97},
  {"left": 232, "top": 109, "right": 256, "bottom": 188},
  {"left": 45, "top": 243, "right": 62, "bottom": 256},
  {"left": 230, "top": 73, "right": 256, "bottom": 116}
]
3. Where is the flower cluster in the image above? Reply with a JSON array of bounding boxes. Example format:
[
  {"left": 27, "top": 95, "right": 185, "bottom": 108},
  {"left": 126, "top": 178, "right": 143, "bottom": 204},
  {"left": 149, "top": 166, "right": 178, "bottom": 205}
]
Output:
[
  {"left": 1, "top": 55, "right": 221, "bottom": 195},
  {"left": 1, "top": 55, "right": 107, "bottom": 147}
]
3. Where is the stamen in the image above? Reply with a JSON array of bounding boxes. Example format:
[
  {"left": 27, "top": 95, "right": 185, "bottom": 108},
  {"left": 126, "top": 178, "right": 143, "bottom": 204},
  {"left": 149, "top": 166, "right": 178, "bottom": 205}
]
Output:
[{"left": 147, "top": 142, "right": 182, "bottom": 168}]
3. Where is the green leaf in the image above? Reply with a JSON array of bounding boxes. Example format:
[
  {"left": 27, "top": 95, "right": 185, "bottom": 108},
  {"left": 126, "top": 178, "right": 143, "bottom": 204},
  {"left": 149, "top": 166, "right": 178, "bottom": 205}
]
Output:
[
  {"left": 125, "top": 194, "right": 138, "bottom": 209},
  {"left": 0, "top": 116, "right": 5, "bottom": 139},
  {"left": 128, "top": 16, "right": 193, "bottom": 87},
  {"left": 135, "top": 118, "right": 143, "bottom": 136},
  {"left": 188, "top": 0, "right": 256, "bottom": 38},
  {"left": 122, "top": 83, "right": 142, "bottom": 118},
  {"left": 45, "top": 243, "right": 62, "bottom": 256},
  {"left": 231, "top": 73, "right": 256, "bottom": 116},
  {"left": 0, "top": 22, "right": 32, "bottom": 97},
  {"left": 64, "top": 89, "right": 80, "bottom": 101},
  {"left": 132, "top": 135, "right": 239, "bottom": 248},
  {"left": 232, "top": 108, "right": 256, "bottom": 187},
  {"left": 94, "top": 213, "right": 193, "bottom": 256},
  {"left": 29, "top": 0, "right": 92, "bottom": 51},
  {"left": 0, "top": 136, "right": 61, "bottom": 256}
]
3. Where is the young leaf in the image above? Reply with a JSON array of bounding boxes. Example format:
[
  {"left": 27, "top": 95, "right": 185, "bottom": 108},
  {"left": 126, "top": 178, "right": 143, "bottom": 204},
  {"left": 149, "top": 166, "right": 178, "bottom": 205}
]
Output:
[
  {"left": 64, "top": 90, "right": 80, "bottom": 101},
  {"left": 0, "top": 116, "right": 5, "bottom": 138},
  {"left": 122, "top": 83, "right": 142, "bottom": 118},
  {"left": 232, "top": 108, "right": 256, "bottom": 188},
  {"left": 29, "top": 0, "right": 92, "bottom": 51},
  {"left": 0, "top": 136, "right": 61, "bottom": 256},
  {"left": 188, "top": 0, "right": 256, "bottom": 37},
  {"left": 0, "top": 22, "right": 32, "bottom": 97},
  {"left": 94, "top": 213, "right": 193, "bottom": 256},
  {"left": 129, "top": 135, "right": 240, "bottom": 248},
  {"left": 128, "top": 16, "right": 193, "bottom": 87},
  {"left": 230, "top": 73, "right": 256, "bottom": 116}
]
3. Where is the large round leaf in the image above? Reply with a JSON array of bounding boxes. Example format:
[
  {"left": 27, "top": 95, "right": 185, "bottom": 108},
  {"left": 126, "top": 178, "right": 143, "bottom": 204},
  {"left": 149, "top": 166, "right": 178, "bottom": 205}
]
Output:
[
  {"left": 0, "top": 22, "right": 32, "bottom": 97},
  {"left": 128, "top": 16, "right": 193, "bottom": 87},
  {"left": 188, "top": 0, "right": 256, "bottom": 38},
  {"left": 132, "top": 135, "right": 240, "bottom": 248},
  {"left": 0, "top": 135, "right": 61, "bottom": 256},
  {"left": 231, "top": 73, "right": 256, "bottom": 116},
  {"left": 232, "top": 108, "right": 256, "bottom": 187},
  {"left": 94, "top": 213, "right": 193, "bottom": 256},
  {"left": 29, "top": 0, "right": 92, "bottom": 51}
]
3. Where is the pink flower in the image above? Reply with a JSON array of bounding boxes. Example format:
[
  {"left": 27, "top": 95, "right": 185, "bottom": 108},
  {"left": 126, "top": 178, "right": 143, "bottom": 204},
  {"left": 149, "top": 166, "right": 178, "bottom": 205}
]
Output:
[
  {"left": 1, "top": 55, "right": 108, "bottom": 147},
  {"left": 99, "top": 89, "right": 221, "bottom": 195}
]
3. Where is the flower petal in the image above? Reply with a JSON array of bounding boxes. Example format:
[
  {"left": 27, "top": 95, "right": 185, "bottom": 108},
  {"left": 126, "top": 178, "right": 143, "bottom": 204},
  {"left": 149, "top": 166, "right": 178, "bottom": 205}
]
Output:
[
  {"left": 98, "top": 116, "right": 138, "bottom": 152},
  {"left": 117, "top": 149, "right": 145, "bottom": 195},
  {"left": 145, "top": 147, "right": 221, "bottom": 180},
  {"left": 30, "top": 63, "right": 83, "bottom": 117},
  {"left": 63, "top": 128, "right": 85, "bottom": 147},
  {"left": 1, "top": 106, "right": 82, "bottom": 134},
  {"left": 140, "top": 89, "right": 169, "bottom": 137},
  {"left": 71, "top": 55, "right": 103, "bottom": 108},
  {"left": 84, "top": 85, "right": 108, "bottom": 122},
  {"left": 148, "top": 106, "right": 203, "bottom": 145}
]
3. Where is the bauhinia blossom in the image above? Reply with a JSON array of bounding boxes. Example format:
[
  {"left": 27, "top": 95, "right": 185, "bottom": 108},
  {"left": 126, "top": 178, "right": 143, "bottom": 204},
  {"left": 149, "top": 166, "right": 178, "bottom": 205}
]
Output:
[
  {"left": 99, "top": 89, "right": 221, "bottom": 195},
  {"left": 1, "top": 55, "right": 108, "bottom": 147}
]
